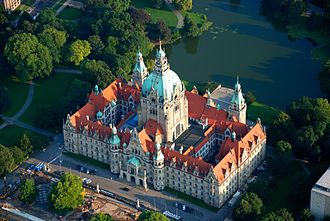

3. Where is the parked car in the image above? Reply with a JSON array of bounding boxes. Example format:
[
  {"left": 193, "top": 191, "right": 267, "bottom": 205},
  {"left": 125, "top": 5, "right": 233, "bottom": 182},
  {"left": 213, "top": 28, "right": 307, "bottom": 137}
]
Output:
[
  {"left": 54, "top": 171, "right": 65, "bottom": 176},
  {"left": 121, "top": 187, "right": 130, "bottom": 192},
  {"left": 82, "top": 178, "right": 92, "bottom": 184},
  {"left": 89, "top": 169, "right": 96, "bottom": 175}
]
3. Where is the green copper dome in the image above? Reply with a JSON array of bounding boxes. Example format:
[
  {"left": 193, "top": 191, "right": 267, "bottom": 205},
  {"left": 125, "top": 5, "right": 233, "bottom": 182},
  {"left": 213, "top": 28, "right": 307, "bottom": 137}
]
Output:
[
  {"left": 142, "top": 70, "right": 182, "bottom": 101},
  {"left": 96, "top": 111, "right": 103, "bottom": 119},
  {"left": 128, "top": 156, "right": 141, "bottom": 167},
  {"left": 109, "top": 126, "right": 120, "bottom": 145}
]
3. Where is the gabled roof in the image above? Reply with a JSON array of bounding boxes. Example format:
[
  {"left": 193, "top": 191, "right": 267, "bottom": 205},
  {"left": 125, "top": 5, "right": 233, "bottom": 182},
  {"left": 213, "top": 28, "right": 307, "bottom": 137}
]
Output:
[
  {"left": 145, "top": 119, "right": 164, "bottom": 136},
  {"left": 185, "top": 91, "right": 228, "bottom": 124},
  {"left": 163, "top": 148, "right": 212, "bottom": 178}
]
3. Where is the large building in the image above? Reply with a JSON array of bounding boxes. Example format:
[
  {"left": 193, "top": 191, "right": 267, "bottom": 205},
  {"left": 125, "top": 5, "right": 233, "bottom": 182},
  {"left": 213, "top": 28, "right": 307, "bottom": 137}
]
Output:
[
  {"left": 63, "top": 43, "right": 267, "bottom": 208},
  {"left": 311, "top": 167, "right": 330, "bottom": 221},
  {"left": 2, "top": 0, "right": 21, "bottom": 11}
]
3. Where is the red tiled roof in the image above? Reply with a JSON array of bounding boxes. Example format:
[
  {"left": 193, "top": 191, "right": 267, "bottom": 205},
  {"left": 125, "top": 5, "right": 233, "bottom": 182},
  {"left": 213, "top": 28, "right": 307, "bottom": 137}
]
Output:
[
  {"left": 164, "top": 148, "right": 212, "bottom": 177},
  {"left": 185, "top": 91, "right": 228, "bottom": 124},
  {"left": 145, "top": 119, "right": 164, "bottom": 136}
]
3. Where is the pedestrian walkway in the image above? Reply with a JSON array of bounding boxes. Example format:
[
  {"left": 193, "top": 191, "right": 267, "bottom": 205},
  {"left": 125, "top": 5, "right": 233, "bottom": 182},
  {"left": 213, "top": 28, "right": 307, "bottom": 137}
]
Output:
[
  {"left": 55, "top": 0, "right": 84, "bottom": 15},
  {"left": 164, "top": 0, "right": 184, "bottom": 29}
]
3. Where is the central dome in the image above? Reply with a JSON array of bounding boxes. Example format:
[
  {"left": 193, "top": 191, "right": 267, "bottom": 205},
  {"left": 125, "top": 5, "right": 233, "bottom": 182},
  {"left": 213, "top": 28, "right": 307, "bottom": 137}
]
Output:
[
  {"left": 142, "top": 69, "right": 183, "bottom": 101},
  {"left": 142, "top": 45, "right": 183, "bottom": 101}
]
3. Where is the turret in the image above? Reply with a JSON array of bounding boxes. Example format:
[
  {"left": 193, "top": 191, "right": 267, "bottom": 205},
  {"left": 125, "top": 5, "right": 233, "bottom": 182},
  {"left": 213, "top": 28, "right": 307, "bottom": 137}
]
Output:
[
  {"left": 153, "top": 142, "right": 165, "bottom": 191},
  {"left": 109, "top": 125, "right": 121, "bottom": 174},
  {"left": 132, "top": 49, "right": 148, "bottom": 88},
  {"left": 229, "top": 76, "right": 247, "bottom": 124}
]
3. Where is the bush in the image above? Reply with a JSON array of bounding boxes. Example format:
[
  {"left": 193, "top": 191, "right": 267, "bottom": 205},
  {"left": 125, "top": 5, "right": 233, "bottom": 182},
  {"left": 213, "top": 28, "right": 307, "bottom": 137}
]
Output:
[{"left": 19, "top": 178, "right": 36, "bottom": 204}]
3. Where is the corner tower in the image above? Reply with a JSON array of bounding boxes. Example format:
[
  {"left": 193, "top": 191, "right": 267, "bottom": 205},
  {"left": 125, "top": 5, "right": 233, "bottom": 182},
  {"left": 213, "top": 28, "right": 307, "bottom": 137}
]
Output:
[
  {"left": 139, "top": 42, "right": 188, "bottom": 142},
  {"left": 229, "top": 77, "right": 246, "bottom": 124},
  {"left": 132, "top": 50, "right": 148, "bottom": 88},
  {"left": 153, "top": 142, "right": 165, "bottom": 190}
]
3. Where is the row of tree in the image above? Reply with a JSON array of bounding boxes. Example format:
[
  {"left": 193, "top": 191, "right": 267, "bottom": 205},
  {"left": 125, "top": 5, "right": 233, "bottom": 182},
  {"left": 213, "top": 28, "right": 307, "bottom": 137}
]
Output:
[
  {"left": 267, "top": 97, "right": 330, "bottom": 163},
  {"left": 0, "top": 133, "right": 48, "bottom": 177}
]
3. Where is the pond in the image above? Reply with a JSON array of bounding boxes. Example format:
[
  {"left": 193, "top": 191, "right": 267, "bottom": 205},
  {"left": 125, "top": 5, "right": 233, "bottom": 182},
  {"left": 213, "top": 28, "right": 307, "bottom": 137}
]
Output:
[{"left": 161, "top": 0, "right": 324, "bottom": 108}]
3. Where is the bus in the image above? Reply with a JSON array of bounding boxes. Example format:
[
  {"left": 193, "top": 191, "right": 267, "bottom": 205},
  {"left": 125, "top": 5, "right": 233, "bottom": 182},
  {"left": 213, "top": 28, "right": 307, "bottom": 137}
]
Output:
[{"left": 163, "top": 211, "right": 183, "bottom": 221}]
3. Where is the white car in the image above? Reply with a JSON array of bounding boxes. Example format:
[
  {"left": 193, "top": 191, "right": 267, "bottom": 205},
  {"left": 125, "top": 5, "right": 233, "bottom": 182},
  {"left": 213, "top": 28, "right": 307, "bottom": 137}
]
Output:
[{"left": 82, "top": 178, "right": 92, "bottom": 184}]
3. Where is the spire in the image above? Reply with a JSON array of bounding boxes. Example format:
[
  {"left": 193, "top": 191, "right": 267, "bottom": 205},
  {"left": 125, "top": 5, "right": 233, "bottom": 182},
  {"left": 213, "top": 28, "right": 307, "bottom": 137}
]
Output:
[
  {"left": 156, "top": 40, "right": 166, "bottom": 58},
  {"left": 132, "top": 48, "right": 148, "bottom": 87}
]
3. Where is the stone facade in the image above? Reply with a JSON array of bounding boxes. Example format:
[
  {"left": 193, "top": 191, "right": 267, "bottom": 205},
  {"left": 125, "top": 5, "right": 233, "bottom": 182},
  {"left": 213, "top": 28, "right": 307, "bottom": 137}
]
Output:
[
  {"left": 63, "top": 44, "right": 266, "bottom": 208},
  {"left": 3, "top": 0, "right": 20, "bottom": 11}
]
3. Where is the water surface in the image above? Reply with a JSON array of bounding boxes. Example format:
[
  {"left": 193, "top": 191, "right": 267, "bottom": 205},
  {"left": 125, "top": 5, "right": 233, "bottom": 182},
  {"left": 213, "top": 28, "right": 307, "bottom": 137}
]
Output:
[{"left": 162, "top": 0, "right": 324, "bottom": 108}]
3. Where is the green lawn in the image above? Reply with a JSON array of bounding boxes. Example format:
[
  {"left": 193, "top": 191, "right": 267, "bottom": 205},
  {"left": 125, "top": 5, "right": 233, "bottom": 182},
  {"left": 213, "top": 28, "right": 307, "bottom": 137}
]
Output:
[
  {"left": 131, "top": 0, "right": 178, "bottom": 28},
  {"left": 22, "top": 0, "right": 35, "bottom": 6},
  {"left": 19, "top": 73, "right": 77, "bottom": 126},
  {"left": 0, "top": 77, "right": 29, "bottom": 117},
  {"left": 0, "top": 125, "right": 48, "bottom": 148},
  {"left": 57, "top": 7, "right": 83, "bottom": 20},
  {"left": 247, "top": 101, "right": 281, "bottom": 125},
  {"left": 164, "top": 187, "right": 219, "bottom": 212},
  {"left": 63, "top": 151, "right": 110, "bottom": 169}
]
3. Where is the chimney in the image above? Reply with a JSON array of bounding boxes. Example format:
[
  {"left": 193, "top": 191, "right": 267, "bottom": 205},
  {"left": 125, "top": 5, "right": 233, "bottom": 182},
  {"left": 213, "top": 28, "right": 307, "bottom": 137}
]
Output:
[
  {"left": 118, "top": 82, "right": 122, "bottom": 89},
  {"left": 179, "top": 146, "right": 183, "bottom": 154},
  {"left": 86, "top": 115, "right": 89, "bottom": 121}
]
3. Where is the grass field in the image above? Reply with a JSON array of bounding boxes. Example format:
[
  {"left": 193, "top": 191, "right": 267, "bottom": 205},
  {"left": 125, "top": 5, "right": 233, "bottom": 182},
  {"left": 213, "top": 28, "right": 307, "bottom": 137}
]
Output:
[
  {"left": 19, "top": 73, "right": 77, "bottom": 126},
  {"left": 0, "top": 125, "right": 48, "bottom": 147},
  {"left": 247, "top": 101, "right": 281, "bottom": 125},
  {"left": 63, "top": 151, "right": 110, "bottom": 169},
  {"left": 0, "top": 77, "right": 29, "bottom": 117},
  {"left": 58, "top": 7, "right": 83, "bottom": 20},
  {"left": 165, "top": 187, "right": 219, "bottom": 212},
  {"left": 131, "top": 0, "right": 178, "bottom": 28},
  {"left": 22, "top": 0, "right": 35, "bottom": 6}
]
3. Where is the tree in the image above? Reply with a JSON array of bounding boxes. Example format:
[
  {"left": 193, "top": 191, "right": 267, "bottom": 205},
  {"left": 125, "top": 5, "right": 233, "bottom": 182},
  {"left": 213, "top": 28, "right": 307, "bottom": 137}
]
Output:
[
  {"left": 10, "top": 146, "right": 26, "bottom": 165},
  {"left": 174, "top": 0, "right": 193, "bottom": 11},
  {"left": 37, "top": 8, "right": 59, "bottom": 28},
  {"left": 245, "top": 91, "right": 256, "bottom": 105},
  {"left": 128, "top": 7, "right": 151, "bottom": 27},
  {"left": 68, "top": 40, "right": 91, "bottom": 65},
  {"left": 88, "top": 35, "right": 105, "bottom": 59},
  {"left": 38, "top": 27, "right": 67, "bottom": 63},
  {"left": 4, "top": 33, "right": 52, "bottom": 81},
  {"left": 0, "top": 87, "right": 10, "bottom": 113},
  {"left": 20, "top": 133, "right": 33, "bottom": 155},
  {"left": 152, "top": 0, "right": 162, "bottom": 9},
  {"left": 147, "top": 20, "right": 172, "bottom": 41},
  {"left": 182, "top": 14, "right": 199, "bottom": 37},
  {"left": 234, "top": 192, "right": 263, "bottom": 221},
  {"left": 90, "top": 213, "right": 113, "bottom": 221},
  {"left": 49, "top": 173, "right": 84, "bottom": 214},
  {"left": 19, "top": 178, "right": 36, "bottom": 204},
  {"left": 266, "top": 111, "right": 295, "bottom": 145},
  {"left": 137, "top": 210, "right": 169, "bottom": 221},
  {"left": 300, "top": 208, "right": 314, "bottom": 221},
  {"left": 0, "top": 144, "right": 14, "bottom": 177},
  {"left": 318, "top": 60, "right": 330, "bottom": 98},
  {"left": 267, "top": 0, "right": 307, "bottom": 22},
  {"left": 261, "top": 208, "right": 294, "bottom": 221},
  {"left": 269, "top": 140, "right": 292, "bottom": 177},
  {"left": 81, "top": 59, "right": 115, "bottom": 88}
]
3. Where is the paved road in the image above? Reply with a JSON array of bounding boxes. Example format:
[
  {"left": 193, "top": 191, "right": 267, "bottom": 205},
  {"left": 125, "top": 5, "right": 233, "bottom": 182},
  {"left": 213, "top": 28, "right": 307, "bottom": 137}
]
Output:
[
  {"left": 23, "top": 136, "right": 233, "bottom": 221},
  {"left": 55, "top": 0, "right": 84, "bottom": 15},
  {"left": 164, "top": 0, "right": 184, "bottom": 29}
]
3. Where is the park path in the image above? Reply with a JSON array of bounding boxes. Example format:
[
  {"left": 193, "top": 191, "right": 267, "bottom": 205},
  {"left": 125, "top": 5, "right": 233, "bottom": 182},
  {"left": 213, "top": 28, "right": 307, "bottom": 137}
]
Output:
[
  {"left": 54, "top": 67, "right": 82, "bottom": 74},
  {"left": 0, "top": 82, "right": 34, "bottom": 130},
  {"left": 55, "top": 0, "right": 84, "bottom": 15},
  {"left": 164, "top": 0, "right": 184, "bottom": 29}
]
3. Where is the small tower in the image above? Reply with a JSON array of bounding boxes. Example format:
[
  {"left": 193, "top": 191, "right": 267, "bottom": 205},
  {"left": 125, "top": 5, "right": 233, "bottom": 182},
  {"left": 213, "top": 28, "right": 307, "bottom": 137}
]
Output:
[
  {"left": 153, "top": 142, "right": 165, "bottom": 191},
  {"left": 132, "top": 50, "right": 148, "bottom": 88},
  {"left": 109, "top": 125, "right": 121, "bottom": 174},
  {"left": 229, "top": 76, "right": 247, "bottom": 124}
]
